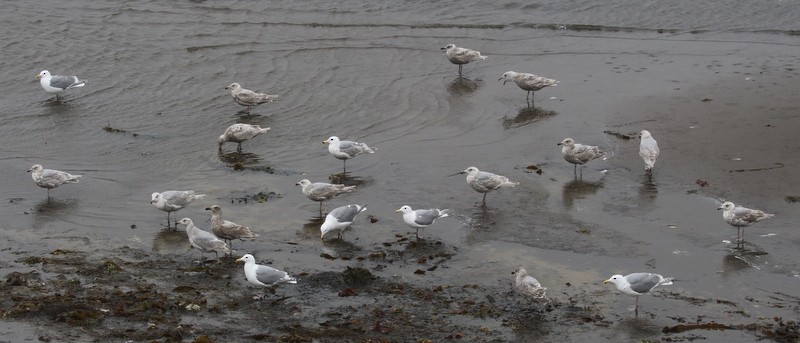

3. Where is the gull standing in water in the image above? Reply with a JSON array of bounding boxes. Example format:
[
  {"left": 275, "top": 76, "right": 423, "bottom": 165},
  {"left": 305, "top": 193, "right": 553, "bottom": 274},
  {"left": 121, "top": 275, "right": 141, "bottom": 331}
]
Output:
[
  {"left": 296, "top": 179, "right": 356, "bottom": 215},
  {"left": 639, "top": 130, "right": 660, "bottom": 173},
  {"left": 225, "top": 83, "right": 278, "bottom": 112},
  {"left": 455, "top": 167, "right": 519, "bottom": 206},
  {"left": 151, "top": 190, "right": 206, "bottom": 228},
  {"left": 499, "top": 71, "right": 558, "bottom": 105},
  {"left": 717, "top": 201, "right": 774, "bottom": 246},
  {"left": 604, "top": 272, "right": 673, "bottom": 315},
  {"left": 218, "top": 124, "right": 270, "bottom": 151},
  {"left": 441, "top": 43, "right": 487, "bottom": 77},
  {"left": 557, "top": 138, "right": 605, "bottom": 177},
  {"left": 27, "top": 164, "right": 82, "bottom": 197},
  {"left": 320, "top": 204, "right": 367, "bottom": 241},
  {"left": 36, "top": 70, "right": 86, "bottom": 100},
  {"left": 323, "top": 136, "right": 375, "bottom": 173},
  {"left": 395, "top": 205, "right": 449, "bottom": 238},
  {"left": 177, "top": 218, "right": 230, "bottom": 262},
  {"left": 205, "top": 205, "right": 258, "bottom": 252}
]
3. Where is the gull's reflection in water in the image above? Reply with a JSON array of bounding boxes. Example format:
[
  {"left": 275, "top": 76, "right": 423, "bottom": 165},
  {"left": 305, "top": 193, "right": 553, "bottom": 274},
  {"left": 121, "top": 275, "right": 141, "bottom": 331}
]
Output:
[
  {"left": 218, "top": 149, "right": 263, "bottom": 170},
  {"left": 502, "top": 106, "right": 557, "bottom": 129},
  {"left": 152, "top": 228, "right": 189, "bottom": 254},
  {"left": 562, "top": 177, "right": 604, "bottom": 208},
  {"left": 328, "top": 173, "right": 371, "bottom": 188},
  {"left": 446, "top": 77, "right": 480, "bottom": 97}
]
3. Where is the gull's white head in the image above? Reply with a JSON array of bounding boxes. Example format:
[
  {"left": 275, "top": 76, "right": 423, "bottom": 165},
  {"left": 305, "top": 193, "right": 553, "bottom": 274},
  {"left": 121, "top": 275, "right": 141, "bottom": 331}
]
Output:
[
  {"left": 603, "top": 274, "right": 625, "bottom": 288},
  {"left": 395, "top": 205, "right": 413, "bottom": 214},
  {"left": 461, "top": 166, "right": 479, "bottom": 176},
  {"left": 441, "top": 43, "right": 456, "bottom": 51},
  {"left": 499, "top": 71, "right": 516, "bottom": 83},
  {"left": 640, "top": 130, "right": 653, "bottom": 139},
  {"left": 225, "top": 82, "right": 241, "bottom": 90},
  {"left": 295, "top": 179, "right": 312, "bottom": 187},
  {"left": 717, "top": 201, "right": 735, "bottom": 212},
  {"left": 557, "top": 138, "right": 575, "bottom": 147},
  {"left": 205, "top": 204, "right": 222, "bottom": 213},
  {"left": 36, "top": 70, "right": 50, "bottom": 80},
  {"left": 27, "top": 164, "right": 43, "bottom": 173},
  {"left": 150, "top": 192, "right": 162, "bottom": 204},
  {"left": 323, "top": 136, "right": 340, "bottom": 145},
  {"left": 235, "top": 254, "right": 255, "bottom": 264},
  {"left": 177, "top": 217, "right": 193, "bottom": 226}
]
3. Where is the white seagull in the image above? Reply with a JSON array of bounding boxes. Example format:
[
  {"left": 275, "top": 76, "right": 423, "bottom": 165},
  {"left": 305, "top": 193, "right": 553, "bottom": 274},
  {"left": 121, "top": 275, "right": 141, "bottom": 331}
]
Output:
[
  {"left": 395, "top": 205, "right": 449, "bottom": 238},
  {"left": 150, "top": 190, "right": 206, "bottom": 228},
  {"left": 320, "top": 204, "right": 367, "bottom": 241},
  {"left": 27, "top": 164, "right": 82, "bottom": 197},
  {"left": 36, "top": 70, "right": 86, "bottom": 100},
  {"left": 205, "top": 205, "right": 258, "bottom": 252},
  {"left": 441, "top": 43, "right": 487, "bottom": 77},
  {"left": 558, "top": 138, "right": 605, "bottom": 177},
  {"left": 456, "top": 167, "right": 519, "bottom": 206},
  {"left": 225, "top": 83, "right": 278, "bottom": 112},
  {"left": 639, "top": 130, "right": 660, "bottom": 173},
  {"left": 499, "top": 71, "right": 559, "bottom": 105},
  {"left": 604, "top": 272, "right": 673, "bottom": 314},
  {"left": 514, "top": 266, "right": 549, "bottom": 303},
  {"left": 717, "top": 201, "right": 774, "bottom": 244},
  {"left": 296, "top": 179, "right": 356, "bottom": 215},
  {"left": 218, "top": 124, "right": 270, "bottom": 151},
  {"left": 177, "top": 218, "right": 231, "bottom": 261},
  {"left": 323, "top": 136, "right": 375, "bottom": 173}
]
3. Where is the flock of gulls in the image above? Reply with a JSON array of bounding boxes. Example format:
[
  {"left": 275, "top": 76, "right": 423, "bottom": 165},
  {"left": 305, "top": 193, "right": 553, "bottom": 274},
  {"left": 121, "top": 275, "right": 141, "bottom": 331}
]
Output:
[{"left": 29, "top": 43, "right": 776, "bottom": 313}]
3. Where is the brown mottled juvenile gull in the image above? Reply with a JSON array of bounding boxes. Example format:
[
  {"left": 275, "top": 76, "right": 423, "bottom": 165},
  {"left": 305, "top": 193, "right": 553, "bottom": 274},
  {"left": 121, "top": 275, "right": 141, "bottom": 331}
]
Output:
[
  {"left": 395, "top": 205, "right": 449, "bottom": 238},
  {"left": 225, "top": 83, "right": 278, "bottom": 111},
  {"left": 151, "top": 190, "right": 206, "bottom": 228},
  {"left": 639, "top": 130, "right": 660, "bottom": 173},
  {"left": 27, "top": 164, "right": 82, "bottom": 196},
  {"left": 36, "top": 70, "right": 86, "bottom": 100},
  {"left": 499, "top": 71, "right": 558, "bottom": 104},
  {"left": 218, "top": 124, "right": 270, "bottom": 151},
  {"left": 604, "top": 272, "right": 673, "bottom": 314},
  {"left": 455, "top": 167, "right": 518, "bottom": 206},
  {"left": 514, "top": 266, "right": 549, "bottom": 303},
  {"left": 717, "top": 201, "right": 774, "bottom": 243},
  {"left": 441, "top": 43, "right": 487, "bottom": 77},
  {"left": 320, "top": 204, "right": 367, "bottom": 241},
  {"left": 177, "top": 217, "right": 230, "bottom": 261},
  {"left": 557, "top": 138, "right": 605, "bottom": 177},
  {"left": 296, "top": 179, "right": 356, "bottom": 215},
  {"left": 323, "top": 136, "right": 375, "bottom": 173},
  {"left": 205, "top": 205, "right": 258, "bottom": 252}
]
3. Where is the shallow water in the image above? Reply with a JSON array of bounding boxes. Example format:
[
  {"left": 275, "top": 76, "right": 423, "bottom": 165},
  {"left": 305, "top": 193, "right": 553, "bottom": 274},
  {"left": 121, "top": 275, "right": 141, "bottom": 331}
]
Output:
[{"left": 1, "top": 1, "right": 800, "bottom": 341}]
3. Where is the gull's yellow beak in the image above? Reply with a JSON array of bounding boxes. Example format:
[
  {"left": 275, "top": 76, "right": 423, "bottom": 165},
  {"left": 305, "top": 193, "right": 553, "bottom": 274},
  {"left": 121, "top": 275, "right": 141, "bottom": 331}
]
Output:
[
  {"left": 235, "top": 257, "right": 244, "bottom": 263},
  {"left": 395, "top": 208, "right": 402, "bottom": 213},
  {"left": 603, "top": 279, "right": 610, "bottom": 284},
  {"left": 36, "top": 74, "right": 42, "bottom": 79}
]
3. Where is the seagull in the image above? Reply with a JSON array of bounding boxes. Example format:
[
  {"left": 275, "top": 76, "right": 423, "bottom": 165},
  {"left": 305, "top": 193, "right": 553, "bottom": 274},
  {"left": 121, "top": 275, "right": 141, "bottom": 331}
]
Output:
[
  {"left": 441, "top": 44, "right": 487, "bottom": 77},
  {"left": 296, "top": 179, "right": 356, "bottom": 215},
  {"left": 604, "top": 272, "right": 673, "bottom": 314},
  {"left": 499, "top": 71, "right": 558, "bottom": 105},
  {"left": 395, "top": 205, "right": 449, "bottom": 238},
  {"left": 513, "top": 266, "right": 549, "bottom": 303},
  {"left": 455, "top": 167, "right": 518, "bottom": 206},
  {"left": 717, "top": 201, "right": 774, "bottom": 245},
  {"left": 36, "top": 70, "right": 86, "bottom": 100},
  {"left": 150, "top": 190, "right": 206, "bottom": 228},
  {"left": 177, "top": 218, "right": 231, "bottom": 262},
  {"left": 236, "top": 254, "right": 296, "bottom": 299},
  {"left": 557, "top": 138, "right": 605, "bottom": 177},
  {"left": 205, "top": 205, "right": 258, "bottom": 252},
  {"left": 320, "top": 204, "right": 367, "bottom": 241},
  {"left": 225, "top": 83, "right": 278, "bottom": 112},
  {"left": 27, "top": 164, "right": 82, "bottom": 197},
  {"left": 639, "top": 130, "right": 660, "bottom": 173},
  {"left": 323, "top": 136, "right": 375, "bottom": 173},
  {"left": 218, "top": 124, "right": 270, "bottom": 151}
]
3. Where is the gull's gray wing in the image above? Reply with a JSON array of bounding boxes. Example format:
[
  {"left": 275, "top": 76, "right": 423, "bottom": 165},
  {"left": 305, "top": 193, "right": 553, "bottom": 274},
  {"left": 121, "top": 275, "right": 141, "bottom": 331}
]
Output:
[
  {"left": 330, "top": 204, "right": 363, "bottom": 223},
  {"left": 254, "top": 264, "right": 289, "bottom": 285},
  {"left": 49, "top": 75, "right": 82, "bottom": 90},
  {"left": 626, "top": 273, "right": 662, "bottom": 293},
  {"left": 414, "top": 209, "right": 444, "bottom": 226}
]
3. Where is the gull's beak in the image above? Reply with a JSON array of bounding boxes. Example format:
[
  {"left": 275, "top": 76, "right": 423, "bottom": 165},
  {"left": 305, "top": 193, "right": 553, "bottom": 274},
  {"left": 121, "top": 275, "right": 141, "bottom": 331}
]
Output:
[
  {"left": 717, "top": 206, "right": 723, "bottom": 210},
  {"left": 204, "top": 207, "right": 211, "bottom": 210},
  {"left": 150, "top": 200, "right": 156, "bottom": 204},
  {"left": 26, "top": 169, "right": 32, "bottom": 173},
  {"left": 235, "top": 257, "right": 243, "bottom": 263},
  {"left": 320, "top": 232, "right": 326, "bottom": 240},
  {"left": 322, "top": 140, "right": 328, "bottom": 145},
  {"left": 395, "top": 209, "right": 402, "bottom": 213},
  {"left": 36, "top": 74, "right": 42, "bottom": 80},
  {"left": 557, "top": 142, "right": 563, "bottom": 146},
  {"left": 447, "top": 171, "right": 464, "bottom": 177},
  {"left": 295, "top": 182, "right": 301, "bottom": 186},
  {"left": 440, "top": 47, "right": 446, "bottom": 50},
  {"left": 603, "top": 279, "right": 610, "bottom": 284}
]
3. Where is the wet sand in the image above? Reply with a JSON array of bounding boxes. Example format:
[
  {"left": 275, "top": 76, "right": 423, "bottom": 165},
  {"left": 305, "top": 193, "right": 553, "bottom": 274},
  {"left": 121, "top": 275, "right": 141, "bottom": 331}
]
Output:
[{"left": 1, "top": 2, "right": 800, "bottom": 342}]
